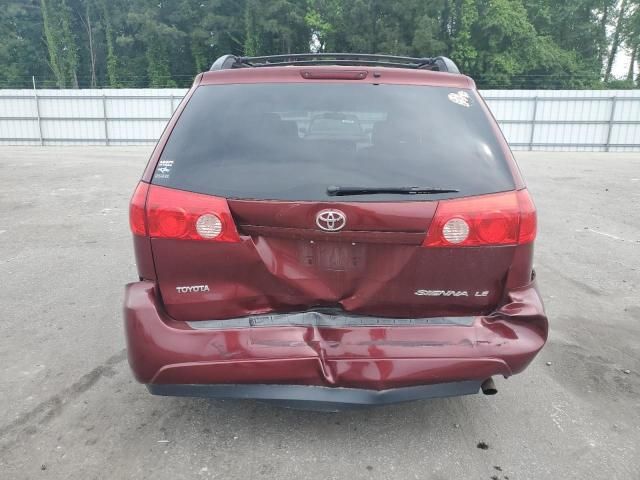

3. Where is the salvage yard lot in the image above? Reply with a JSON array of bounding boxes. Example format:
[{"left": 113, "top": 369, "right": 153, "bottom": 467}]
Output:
[{"left": 0, "top": 147, "right": 639, "bottom": 479}]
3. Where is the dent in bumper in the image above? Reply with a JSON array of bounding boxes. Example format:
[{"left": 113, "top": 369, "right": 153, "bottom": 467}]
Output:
[{"left": 124, "top": 281, "right": 547, "bottom": 390}]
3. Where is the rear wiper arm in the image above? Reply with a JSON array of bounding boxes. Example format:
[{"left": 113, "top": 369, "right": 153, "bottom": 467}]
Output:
[{"left": 327, "top": 185, "right": 459, "bottom": 196}]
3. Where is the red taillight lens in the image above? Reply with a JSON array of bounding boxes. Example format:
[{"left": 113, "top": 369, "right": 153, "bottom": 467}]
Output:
[
  {"left": 145, "top": 185, "right": 240, "bottom": 242},
  {"left": 423, "top": 190, "right": 536, "bottom": 247},
  {"left": 516, "top": 189, "right": 537, "bottom": 244},
  {"left": 129, "top": 182, "right": 149, "bottom": 236}
]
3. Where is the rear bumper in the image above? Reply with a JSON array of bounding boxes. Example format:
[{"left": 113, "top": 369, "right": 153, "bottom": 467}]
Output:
[{"left": 124, "top": 281, "right": 547, "bottom": 395}]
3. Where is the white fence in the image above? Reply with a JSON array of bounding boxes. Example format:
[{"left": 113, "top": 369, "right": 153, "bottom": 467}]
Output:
[{"left": 1, "top": 88, "right": 639, "bottom": 151}]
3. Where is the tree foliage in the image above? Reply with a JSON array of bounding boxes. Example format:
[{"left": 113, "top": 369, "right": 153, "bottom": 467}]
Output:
[{"left": 0, "top": 0, "right": 638, "bottom": 88}]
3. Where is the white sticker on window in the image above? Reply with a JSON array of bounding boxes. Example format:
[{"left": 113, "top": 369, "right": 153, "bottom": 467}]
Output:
[
  {"left": 448, "top": 91, "right": 471, "bottom": 108},
  {"left": 156, "top": 159, "right": 174, "bottom": 179}
]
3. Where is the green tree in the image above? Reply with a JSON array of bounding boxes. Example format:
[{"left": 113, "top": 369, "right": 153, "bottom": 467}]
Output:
[
  {"left": 243, "top": 0, "right": 308, "bottom": 55},
  {"left": 605, "top": 0, "right": 629, "bottom": 81},
  {"left": 524, "top": 0, "right": 604, "bottom": 87},
  {"left": 41, "top": 0, "right": 80, "bottom": 87},
  {"left": 449, "top": 0, "right": 479, "bottom": 72},
  {"left": 0, "top": 1, "right": 49, "bottom": 87},
  {"left": 1, "top": 0, "right": 639, "bottom": 89},
  {"left": 99, "top": 0, "right": 119, "bottom": 86}
]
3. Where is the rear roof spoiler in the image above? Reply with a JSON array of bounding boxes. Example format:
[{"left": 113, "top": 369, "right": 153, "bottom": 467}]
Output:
[{"left": 209, "top": 53, "right": 460, "bottom": 74}]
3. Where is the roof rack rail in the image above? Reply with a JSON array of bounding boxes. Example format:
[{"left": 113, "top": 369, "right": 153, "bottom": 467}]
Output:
[{"left": 209, "top": 53, "right": 460, "bottom": 74}]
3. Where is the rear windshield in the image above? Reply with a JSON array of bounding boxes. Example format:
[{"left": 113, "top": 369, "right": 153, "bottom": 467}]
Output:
[{"left": 153, "top": 83, "right": 515, "bottom": 201}]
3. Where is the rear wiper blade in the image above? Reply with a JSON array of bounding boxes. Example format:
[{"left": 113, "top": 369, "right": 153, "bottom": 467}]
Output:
[{"left": 327, "top": 185, "right": 459, "bottom": 196}]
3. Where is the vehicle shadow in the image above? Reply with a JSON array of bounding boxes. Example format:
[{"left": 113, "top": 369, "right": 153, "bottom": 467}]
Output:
[{"left": 151, "top": 391, "right": 486, "bottom": 441}]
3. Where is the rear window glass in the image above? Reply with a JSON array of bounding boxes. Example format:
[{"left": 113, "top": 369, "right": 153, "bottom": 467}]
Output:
[{"left": 153, "top": 83, "right": 514, "bottom": 201}]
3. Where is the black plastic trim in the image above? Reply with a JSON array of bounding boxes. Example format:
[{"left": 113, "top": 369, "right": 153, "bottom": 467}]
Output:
[
  {"left": 209, "top": 53, "right": 461, "bottom": 73},
  {"left": 147, "top": 381, "right": 481, "bottom": 409},
  {"left": 209, "top": 54, "right": 240, "bottom": 71},
  {"left": 433, "top": 56, "right": 460, "bottom": 74}
]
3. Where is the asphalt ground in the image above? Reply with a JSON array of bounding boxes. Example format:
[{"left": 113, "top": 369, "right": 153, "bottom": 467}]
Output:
[{"left": 0, "top": 147, "right": 639, "bottom": 480}]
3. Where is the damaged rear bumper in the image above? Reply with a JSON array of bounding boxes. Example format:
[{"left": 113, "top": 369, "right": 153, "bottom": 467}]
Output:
[{"left": 124, "top": 281, "right": 547, "bottom": 399}]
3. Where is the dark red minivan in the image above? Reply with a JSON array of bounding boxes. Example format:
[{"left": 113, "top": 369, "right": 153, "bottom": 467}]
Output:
[{"left": 124, "top": 53, "right": 547, "bottom": 409}]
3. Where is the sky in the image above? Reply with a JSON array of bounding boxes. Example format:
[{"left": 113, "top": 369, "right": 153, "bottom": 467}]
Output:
[{"left": 613, "top": 46, "right": 636, "bottom": 79}]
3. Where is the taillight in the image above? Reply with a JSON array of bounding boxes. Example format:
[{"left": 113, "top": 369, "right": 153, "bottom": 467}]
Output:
[
  {"left": 145, "top": 185, "right": 240, "bottom": 242},
  {"left": 423, "top": 189, "right": 536, "bottom": 247},
  {"left": 129, "top": 182, "right": 149, "bottom": 236},
  {"left": 516, "top": 189, "right": 537, "bottom": 244}
]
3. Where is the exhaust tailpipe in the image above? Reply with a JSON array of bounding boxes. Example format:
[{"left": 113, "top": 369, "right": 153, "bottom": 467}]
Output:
[{"left": 481, "top": 378, "right": 497, "bottom": 395}]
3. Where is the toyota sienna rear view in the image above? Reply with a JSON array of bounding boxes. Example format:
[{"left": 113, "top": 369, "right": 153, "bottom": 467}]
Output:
[{"left": 124, "top": 53, "right": 548, "bottom": 409}]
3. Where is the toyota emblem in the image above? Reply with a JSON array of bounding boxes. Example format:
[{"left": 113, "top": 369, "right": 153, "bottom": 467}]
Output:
[{"left": 316, "top": 209, "right": 347, "bottom": 232}]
